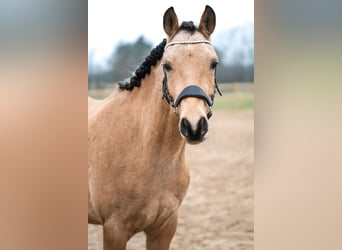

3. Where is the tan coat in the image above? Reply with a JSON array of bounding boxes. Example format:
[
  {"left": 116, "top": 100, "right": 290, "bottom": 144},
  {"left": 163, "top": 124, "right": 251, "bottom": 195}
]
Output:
[{"left": 88, "top": 5, "right": 217, "bottom": 250}]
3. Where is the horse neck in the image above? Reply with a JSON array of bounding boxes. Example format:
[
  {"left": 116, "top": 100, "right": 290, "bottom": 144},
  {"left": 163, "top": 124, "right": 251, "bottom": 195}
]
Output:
[{"left": 138, "top": 62, "right": 185, "bottom": 157}]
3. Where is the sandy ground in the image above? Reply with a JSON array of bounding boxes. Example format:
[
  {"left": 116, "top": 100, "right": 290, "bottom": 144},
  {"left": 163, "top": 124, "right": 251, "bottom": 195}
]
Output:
[{"left": 88, "top": 110, "right": 254, "bottom": 250}]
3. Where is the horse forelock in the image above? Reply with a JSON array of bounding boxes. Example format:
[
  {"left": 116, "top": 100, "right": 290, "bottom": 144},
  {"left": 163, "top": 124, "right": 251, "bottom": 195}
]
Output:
[{"left": 179, "top": 21, "right": 197, "bottom": 34}]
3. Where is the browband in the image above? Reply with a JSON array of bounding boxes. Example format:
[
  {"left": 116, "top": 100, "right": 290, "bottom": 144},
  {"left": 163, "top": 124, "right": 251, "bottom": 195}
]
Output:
[{"left": 165, "top": 40, "right": 211, "bottom": 50}]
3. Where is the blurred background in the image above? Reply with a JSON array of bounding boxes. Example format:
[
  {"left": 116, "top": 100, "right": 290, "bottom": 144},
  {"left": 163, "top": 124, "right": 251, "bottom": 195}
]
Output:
[{"left": 2, "top": 1, "right": 342, "bottom": 250}]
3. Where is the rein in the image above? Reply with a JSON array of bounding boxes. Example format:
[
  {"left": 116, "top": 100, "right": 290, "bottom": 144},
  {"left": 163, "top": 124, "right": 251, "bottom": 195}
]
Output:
[{"left": 162, "top": 40, "right": 222, "bottom": 118}]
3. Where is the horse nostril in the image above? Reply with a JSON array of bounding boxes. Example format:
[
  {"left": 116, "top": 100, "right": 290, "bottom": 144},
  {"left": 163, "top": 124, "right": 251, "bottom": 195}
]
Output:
[
  {"left": 180, "top": 118, "right": 191, "bottom": 138},
  {"left": 180, "top": 117, "right": 208, "bottom": 141},
  {"left": 197, "top": 117, "right": 208, "bottom": 136}
]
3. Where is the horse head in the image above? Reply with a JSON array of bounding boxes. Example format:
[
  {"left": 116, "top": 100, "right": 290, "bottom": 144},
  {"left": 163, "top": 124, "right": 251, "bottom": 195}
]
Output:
[{"left": 162, "top": 6, "right": 221, "bottom": 144}]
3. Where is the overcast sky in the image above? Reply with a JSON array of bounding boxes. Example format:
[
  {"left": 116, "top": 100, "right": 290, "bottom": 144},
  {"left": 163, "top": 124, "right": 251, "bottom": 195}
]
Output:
[{"left": 88, "top": 0, "right": 254, "bottom": 64}]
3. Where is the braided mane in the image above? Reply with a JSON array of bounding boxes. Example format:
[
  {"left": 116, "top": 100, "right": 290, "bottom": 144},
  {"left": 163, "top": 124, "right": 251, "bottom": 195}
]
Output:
[
  {"left": 118, "top": 39, "right": 167, "bottom": 91},
  {"left": 118, "top": 22, "right": 198, "bottom": 91}
]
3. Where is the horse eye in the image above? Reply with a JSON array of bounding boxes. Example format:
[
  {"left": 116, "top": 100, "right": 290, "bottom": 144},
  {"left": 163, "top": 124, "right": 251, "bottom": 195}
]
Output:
[
  {"left": 163, "top": 63, "right": 172, "bottom": 72},
  {"left": 210, "top": 61, "right": 218, "bottom": 70}
]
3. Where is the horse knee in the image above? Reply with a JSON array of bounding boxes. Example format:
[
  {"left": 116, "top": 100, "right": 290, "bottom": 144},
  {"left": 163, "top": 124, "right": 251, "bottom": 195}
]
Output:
[
  {"left": 145, "top": 212, "right": 178, "bottom": 250},
  {"left": 103, "top": 220, "right": 128, "bottom": 250}
]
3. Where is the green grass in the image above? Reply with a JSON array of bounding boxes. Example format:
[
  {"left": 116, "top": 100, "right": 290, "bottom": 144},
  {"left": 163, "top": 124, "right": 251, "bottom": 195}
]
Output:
[
  {"left": 213, "top": 91, "right": 254, "bottom": 110},
  {"left": 89, "top": 84, "right": 254, "bottom": 110}
]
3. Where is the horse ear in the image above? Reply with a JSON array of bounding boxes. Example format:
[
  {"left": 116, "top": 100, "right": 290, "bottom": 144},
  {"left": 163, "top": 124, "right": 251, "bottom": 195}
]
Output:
[
  {"left": 199, "top": 5, "right": 216, "bottom": 38},
  {"left": 163, "top": 7, "right": 179, "bottom": 38}
]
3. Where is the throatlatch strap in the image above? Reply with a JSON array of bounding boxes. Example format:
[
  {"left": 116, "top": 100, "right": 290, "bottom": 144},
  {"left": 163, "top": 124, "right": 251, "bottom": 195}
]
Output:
[{"left": 174, "top": 85, "right": 213, "bottom": 108}]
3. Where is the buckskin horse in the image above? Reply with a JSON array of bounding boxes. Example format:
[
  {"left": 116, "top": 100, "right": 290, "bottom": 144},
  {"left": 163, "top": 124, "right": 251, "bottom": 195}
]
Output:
[{"left": 88, "top": 5, "right": 221, "bottom": 250}]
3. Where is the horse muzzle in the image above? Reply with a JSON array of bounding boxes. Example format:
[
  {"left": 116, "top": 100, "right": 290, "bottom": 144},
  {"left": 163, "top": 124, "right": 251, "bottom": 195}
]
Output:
[
  {"left": 180, "top": 116, "right": 208, "bottom": 144},
  {"left": 172, "top": 85, "right": 212, "bottom": 143}
]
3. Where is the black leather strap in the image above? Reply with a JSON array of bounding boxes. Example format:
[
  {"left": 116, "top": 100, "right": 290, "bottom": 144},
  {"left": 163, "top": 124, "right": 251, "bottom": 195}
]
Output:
[{"left": 174, "top": 85, "right": 213, "bottom": 108}]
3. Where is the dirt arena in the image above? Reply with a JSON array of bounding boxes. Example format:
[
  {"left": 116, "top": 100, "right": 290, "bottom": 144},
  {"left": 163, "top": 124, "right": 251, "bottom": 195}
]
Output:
[{"left": 88, "top": 110, "right": 254, "bottom": 250}]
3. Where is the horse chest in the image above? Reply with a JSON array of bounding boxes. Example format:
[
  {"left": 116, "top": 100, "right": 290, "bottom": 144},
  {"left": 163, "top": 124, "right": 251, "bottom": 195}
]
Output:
[
  {"left": 127, "top": 191, "right": 181, "bottom": 231},
  {"left": 120, "top": 169, "right": 189, "bottom": 231}
]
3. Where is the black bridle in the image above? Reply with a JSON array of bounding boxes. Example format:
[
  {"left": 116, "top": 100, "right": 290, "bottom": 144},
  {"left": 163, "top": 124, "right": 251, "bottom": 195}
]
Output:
[{"left": 162, "top": 40, "right": 222, "bottom": 119}]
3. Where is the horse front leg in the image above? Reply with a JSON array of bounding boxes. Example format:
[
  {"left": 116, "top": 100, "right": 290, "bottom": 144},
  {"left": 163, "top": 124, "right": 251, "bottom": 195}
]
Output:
[
  {"left": 145, "top": 211, "right": 178, "bottom": 250},
  {"left": 103, "top": 218, "right": 129, "bottom": 250}
]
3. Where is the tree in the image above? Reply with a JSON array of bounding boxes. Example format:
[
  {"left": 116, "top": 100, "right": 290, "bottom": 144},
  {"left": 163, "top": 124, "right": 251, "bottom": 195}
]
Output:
[{"left": 108, "top": 36, "right": 153, "bottom": 82}]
